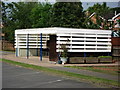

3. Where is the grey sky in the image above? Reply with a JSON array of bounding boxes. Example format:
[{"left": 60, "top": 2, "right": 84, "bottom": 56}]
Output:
[
  {"left": 81, "top": 0, "right": 119, "bottom": 2},
  {"left": 2, "top": 0, "right": 120, "bottom": 10},
  {"left": 2, "top": 0, "right": 120, "bottom": 2}
]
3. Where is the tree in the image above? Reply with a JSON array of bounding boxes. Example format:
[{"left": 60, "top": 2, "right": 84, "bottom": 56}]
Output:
[
  {"left": 2, "top": 2, "right": 38, "bottom": 42},
  {"left": 1, "top": 2, "right": 14, "bottom": 42},
  {"left": 110, "top": 7, "right": 120, "bottom": 14},
  {"left": 1, "top": 2, "right": 7, "bottom": 28},
  {"left": 83, "top": 2, "right": 111, "bottom": 29},
  {"left": 82, "top": 18, "right": 100, "bottom": 29},
  {"left": 87, "top": 2, "right": 110, "bottom": 17},
  {"left": 30, "top": 2, "right": 52, "bottom": 28},
  {"left": 2, "top": 1, "right": 53, "bottom": 42},
  {"left": 7, "top": 2, "right": 38, "bottom": 29},
  {"left": 51, "top": 2, "right": 84, "bottom": 28}
]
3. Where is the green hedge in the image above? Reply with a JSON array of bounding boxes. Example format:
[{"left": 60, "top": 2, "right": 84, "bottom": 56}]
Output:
[{"left": 98, "top": 56, "right": 112, "bottom": 58}]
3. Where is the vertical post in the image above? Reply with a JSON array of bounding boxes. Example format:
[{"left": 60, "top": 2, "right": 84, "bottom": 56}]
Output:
[
  {"left": 36, "top": 47, "right": 38, "bottom": 56},
  {"left": 27, "top": 34, "right": 29, "bottom": 59},
  {"left": 16, "top": 48, "right": 18, "bottom": 57},
  {"left": 16, "top": 35, "right": 18, "bottom": 57},
  {"left": 40, "top": 33, "right": 42, "bottom": 61},
  {"left": 36, "top": 34, "right": 39, "bottom": 56},
  {"left": 84, "top": 52, "right": 86, "bottom": 63},
  {"left": 84, "top": 52, "right": 86, "bottom": 57}
]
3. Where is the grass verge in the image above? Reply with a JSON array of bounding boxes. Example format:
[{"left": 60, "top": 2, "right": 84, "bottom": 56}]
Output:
[
  {"left": 65, "top": 66, "right": 119, "bottom": 75},
  {"left": 0, "top": 50, "right": 15, "bottom": 52},
  {"left": 1, "top": 58, "right": 120, "bottom": 88}
]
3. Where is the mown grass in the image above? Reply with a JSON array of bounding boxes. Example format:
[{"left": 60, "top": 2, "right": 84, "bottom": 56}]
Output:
[
  {"left": 65, "top": 66, "right": 119, "bottom": 75},
  {"left": 1, "top": 58, "right": 120, "bottom": 88},
  {"left": 0, "top": 50, "right": 15, "bottom": 52}
]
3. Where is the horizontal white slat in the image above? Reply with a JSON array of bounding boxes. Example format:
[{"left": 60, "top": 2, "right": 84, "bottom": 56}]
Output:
[
  {"left": 57, "top": 34, "right": 111, "bottom": 38},
  {"left": 96, "top": 46, "right": 111, "bottom": 48},
  {"left": 56, "top": 45, "right": 111, "bottom": 49},
  {"left": 17, "top": 36, "right": 49, "bottom": 38},
  {"left": 95, "top": 39, "right": 111, "bottom": 41},
  {"left": 18, "top": 40, "right": 46, "bottom": 43},
  {"left": 69, "top": 50, "right": 111, "bottom": 52},
  {"left": 57, "top": 38, "right": 111, "bottom": 41},
  {"left": 57, "top": 37, "right": 84, "bottom": 40},
  {"left": 57, "top": 41, "right": 111, "bottom": 45},
  {"left": 56, "top": 49, "right": 111, "bottom": 52},
  {"left": 17, "top": 46, "right": 47, "bottom": 48},
  {"left": 18, "top": 44, "right": 46, "bottom": 45},
  {"left": 68, "top": 31, "right": 111, "bottom": 34}
]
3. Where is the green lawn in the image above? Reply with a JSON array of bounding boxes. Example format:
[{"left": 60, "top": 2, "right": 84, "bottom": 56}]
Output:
[
  {"left": 1, "top": 58, "right": 120, "bottom": 88},
  {"left": 65, "top": 66, "right": 119, "bottom": 75}
]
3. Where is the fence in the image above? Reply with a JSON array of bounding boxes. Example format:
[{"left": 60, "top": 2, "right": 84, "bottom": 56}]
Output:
[{"left": 2, "top": 40, "right": 15, "bottom": 51}]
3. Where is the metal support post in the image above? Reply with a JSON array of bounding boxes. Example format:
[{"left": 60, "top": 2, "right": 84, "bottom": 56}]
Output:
[
  {"left": 84, "top": 52, "right": 86, "bottom": 63},
  {"left": 27, "top": 34, "right": 29, "bottom": 59},
  {"left": 16, "top": 48, "right": 18, "bottom": 57},
  {"left": 40, "top": 33, "right": 42, "bottom": 61}
]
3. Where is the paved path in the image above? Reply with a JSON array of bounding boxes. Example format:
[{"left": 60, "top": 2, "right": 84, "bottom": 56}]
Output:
[
  {"left": 3, "top": 62, "right": 98, "bottom": 88},
  {"left": 1, "top": 51, "right": 119, "bottom": 82}
]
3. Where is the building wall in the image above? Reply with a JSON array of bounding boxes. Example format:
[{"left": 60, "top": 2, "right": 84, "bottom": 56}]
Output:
[
  {"left": 112, "top": 37, "right": 120, "bottom": 61},
  {"left": 15, "top": 28, "right": 112, "bottom": 59},
  {"left": 19, "top": 48, "right": 37, "bottom": 57},
  {"left": 112, "top": 37, "right": 120, "bottom": 45},
  {"left": 56, "top": 29, "right": 111, "bottom": 53},
  {"left": 90, "top": 15, "right": 97, "bottom": 24},
  {"left": 113, "top": 16, "right": 120, "bottom": 30}
]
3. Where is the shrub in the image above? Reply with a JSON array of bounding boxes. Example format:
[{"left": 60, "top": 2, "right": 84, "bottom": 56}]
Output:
[{"left": 98, "top": 56, "right": 112, "bottom": 58}]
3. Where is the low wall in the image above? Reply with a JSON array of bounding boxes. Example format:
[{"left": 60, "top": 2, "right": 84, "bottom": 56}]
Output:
[{"left": 69, "top": 57, "right": 113, "bottom": 64}]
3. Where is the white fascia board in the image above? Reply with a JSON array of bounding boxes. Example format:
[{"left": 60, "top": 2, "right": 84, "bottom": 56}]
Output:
[
  {"left": 56, "top": 28, "right": 111, "bottom": 34},
  {"left": 15, "top": 28, "right": 57, "bottom": 35}
]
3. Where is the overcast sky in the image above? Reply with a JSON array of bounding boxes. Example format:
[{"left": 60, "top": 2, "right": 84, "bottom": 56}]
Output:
[
  {"left": 2, "top": 0, "right": 120, "bottom": 10},
  {"left": 2, "top": 0, "right": 120, "bottom": 2}
]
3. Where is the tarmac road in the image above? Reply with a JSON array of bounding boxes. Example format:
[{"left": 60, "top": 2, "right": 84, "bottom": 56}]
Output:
[{"left": 2, "top": 62, "right": 98, "bottom": 88}]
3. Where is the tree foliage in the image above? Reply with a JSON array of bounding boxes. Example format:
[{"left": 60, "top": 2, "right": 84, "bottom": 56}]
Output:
[
  {"left": 83, "top": 2, "right": 111, "bottom": 29},
  {"left": 30, "top": 3, "right": 52, "bottom": 28},
  {"left": 51, "top": 2, "right": 84, "bottom": 28},
  {"left": 87, "top": 2, "right": 110, "bottom": 17},
  {"left": 2, "top": 2, "right": 52, "bottom": 42},
  {"left": 2, "top": 1, "right": 85, "bottom": 42},
  {"left": 82, "top": 18, "right": 100, "bottom": 29}
]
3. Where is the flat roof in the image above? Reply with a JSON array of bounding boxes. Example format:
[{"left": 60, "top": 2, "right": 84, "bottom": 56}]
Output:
[{"left": 15, "top": 27, "right": 111, "bottom": 34}]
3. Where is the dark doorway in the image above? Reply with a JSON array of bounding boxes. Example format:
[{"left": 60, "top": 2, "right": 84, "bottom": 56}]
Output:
[{"left": 49, "top": 35, "right": 58, "bottom": 61}]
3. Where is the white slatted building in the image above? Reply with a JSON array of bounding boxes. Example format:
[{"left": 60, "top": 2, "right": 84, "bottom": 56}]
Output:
[{"left": 15, "top": 27, "right": 111, "bottom": 57}]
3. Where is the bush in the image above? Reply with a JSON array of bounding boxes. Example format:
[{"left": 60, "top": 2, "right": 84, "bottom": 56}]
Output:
[{"left": 98, "top": 56, "right": 112, "bottom": 58}]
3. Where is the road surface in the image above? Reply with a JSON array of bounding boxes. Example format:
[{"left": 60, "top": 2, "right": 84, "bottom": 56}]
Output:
[{"left": 2, "top": 62, "right": 98, "bottom": 88}]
